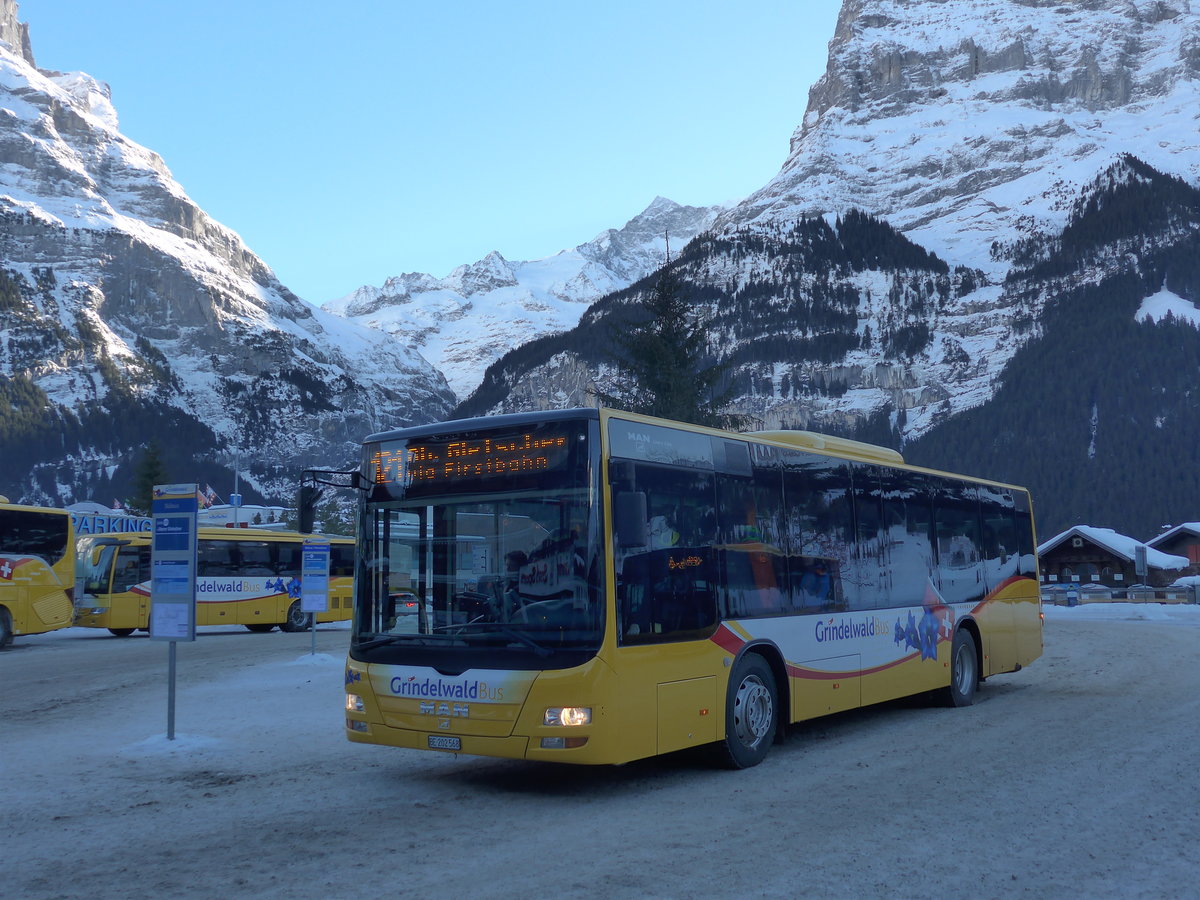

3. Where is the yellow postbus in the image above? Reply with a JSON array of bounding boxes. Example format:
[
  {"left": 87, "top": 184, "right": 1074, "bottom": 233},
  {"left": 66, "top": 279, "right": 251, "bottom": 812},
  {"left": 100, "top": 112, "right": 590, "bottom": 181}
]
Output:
[
  {"left": 344, "top": 409, "right": 1042, "bottom": 767},
  {"left": 75, "top": 528, "right": 354, "bottom": 635},
  {"left": 0, "top": 500, "right": 76, "bottom": 648}
]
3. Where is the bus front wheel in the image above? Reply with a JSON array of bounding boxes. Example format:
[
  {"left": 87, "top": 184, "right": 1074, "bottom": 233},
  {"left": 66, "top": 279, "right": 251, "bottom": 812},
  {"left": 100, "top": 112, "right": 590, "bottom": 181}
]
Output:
[
  {"left": 0, "top": 608, "right": 12, "bottom": 648},
  {"left": 107, "top": 628, "right": 135, "bottom": 637},
  {"left": 719, "top": 654, "right": 778, "bottom": 769},
  {"left": 942, "top": 629, "right": 978, "bottom": 708},
  {"left": 281, "top": 601, "right": 312, "bottom": 633}
]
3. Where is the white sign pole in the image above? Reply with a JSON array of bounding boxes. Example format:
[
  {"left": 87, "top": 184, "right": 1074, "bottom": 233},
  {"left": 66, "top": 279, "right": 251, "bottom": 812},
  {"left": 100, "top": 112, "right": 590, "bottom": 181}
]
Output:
[
  {"left": 301, "top": 539, "right": 330, "bottom": 656},
  {"left": 150, "top": 483, "right": 198, "bottom": 740}
]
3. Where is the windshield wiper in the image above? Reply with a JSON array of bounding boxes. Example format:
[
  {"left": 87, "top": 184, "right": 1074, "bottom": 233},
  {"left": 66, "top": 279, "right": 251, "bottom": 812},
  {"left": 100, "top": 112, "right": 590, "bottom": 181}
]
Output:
[
  {"left": 459, "top": 624, "right": 553, "bottom": 658},
  {"left": 355, "top": 633, "right": 465, "bottom": 650}
]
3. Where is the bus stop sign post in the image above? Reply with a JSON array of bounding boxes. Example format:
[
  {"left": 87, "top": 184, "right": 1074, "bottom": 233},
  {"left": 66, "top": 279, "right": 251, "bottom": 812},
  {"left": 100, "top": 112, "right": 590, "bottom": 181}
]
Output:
[
  {"left": 149, "top": 483, "right": 198, "bottom": 740},
  {"left": 301, "top": 539, "right": 330, "bottom": 656}
]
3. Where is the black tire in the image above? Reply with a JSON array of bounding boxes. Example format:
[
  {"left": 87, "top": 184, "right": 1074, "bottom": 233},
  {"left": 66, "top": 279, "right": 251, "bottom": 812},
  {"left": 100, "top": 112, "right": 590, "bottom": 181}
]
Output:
[
  {"left": 280, "top": 601, "right": 311, "bottom": 633},
  {"left": 0, "top": 607, "right": 12, "bottom": 648},
  {"left": 107, "top": 628, "right": 135, "bottom": 637},
  {"left": 941, "top": 628, "right": 979, "bottom": 708},
  {"left": 719, "top": 654, "right": 778, "bottom": 769},
  {"left": 245, "top": 623, "right": 276, "bottom": 633}
]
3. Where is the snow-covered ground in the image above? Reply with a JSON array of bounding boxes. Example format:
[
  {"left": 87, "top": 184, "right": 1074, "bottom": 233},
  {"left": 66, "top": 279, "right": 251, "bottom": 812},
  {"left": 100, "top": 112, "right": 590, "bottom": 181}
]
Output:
[{"left": 5, "top": 607, "right": 1200, "bottom": 898}]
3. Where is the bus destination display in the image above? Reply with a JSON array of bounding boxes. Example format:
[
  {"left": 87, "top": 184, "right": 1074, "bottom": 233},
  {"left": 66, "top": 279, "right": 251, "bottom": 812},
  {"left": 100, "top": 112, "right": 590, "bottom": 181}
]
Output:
[{"left": 371, "top": 432, "right": 571, "bottom": 489}]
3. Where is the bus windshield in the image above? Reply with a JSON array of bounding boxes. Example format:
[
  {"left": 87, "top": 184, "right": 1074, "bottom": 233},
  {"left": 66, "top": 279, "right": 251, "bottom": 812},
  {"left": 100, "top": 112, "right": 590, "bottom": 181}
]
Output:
[
  {"left": 354, "top": 417, "right": 603, "bottom": 669},
  {"left": 75, "top": 537, "right": 119, "bottom": 596}
]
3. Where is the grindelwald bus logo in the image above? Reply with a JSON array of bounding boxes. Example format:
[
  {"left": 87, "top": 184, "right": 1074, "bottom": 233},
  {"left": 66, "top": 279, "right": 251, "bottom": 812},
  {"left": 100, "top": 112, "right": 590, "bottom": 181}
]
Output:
[
  {"left": 815, "top": 615, "right": 890, "bottom": 643},
  {"left": 390, "top": 674, "right": 505, "bottom": 702}
]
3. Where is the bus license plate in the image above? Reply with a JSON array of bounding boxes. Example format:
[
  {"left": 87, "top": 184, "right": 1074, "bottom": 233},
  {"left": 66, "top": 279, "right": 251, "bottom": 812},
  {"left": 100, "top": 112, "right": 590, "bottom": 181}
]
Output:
[{"left": 428, "top": 735, "right": 461, "bottom": 751}]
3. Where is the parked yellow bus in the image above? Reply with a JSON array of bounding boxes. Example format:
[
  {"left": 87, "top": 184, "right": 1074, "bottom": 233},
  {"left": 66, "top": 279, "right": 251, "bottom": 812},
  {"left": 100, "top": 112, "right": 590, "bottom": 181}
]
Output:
[
  {"left": 0, "top": 500, "right": 76, "bottom": 648},
  {"left": 344, "top": 409, "right": 1042, "bottom": 767},
  {"left": 75, "top": 528, "right": 354, "bottom": 635}
]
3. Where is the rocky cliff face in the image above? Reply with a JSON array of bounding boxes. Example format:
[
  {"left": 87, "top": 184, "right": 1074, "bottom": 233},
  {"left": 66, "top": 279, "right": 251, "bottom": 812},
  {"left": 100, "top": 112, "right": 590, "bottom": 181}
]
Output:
[
  {"left": 325, "top": 196, "right": 722, "bottom": 398},
  {"left": 0, "top": 0, "right": 32, "bottom": 65},
  {"left": 0, "top": 0, "right": 454, "bottom": 506},
  {"left": 726, "top": 0, "right": 1200, "bottom": 276}
]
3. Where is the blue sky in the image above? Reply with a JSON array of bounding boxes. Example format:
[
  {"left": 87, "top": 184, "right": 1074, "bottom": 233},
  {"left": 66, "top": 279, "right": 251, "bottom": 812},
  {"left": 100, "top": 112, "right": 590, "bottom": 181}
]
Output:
[{"left": 23, "top": 0, "right": 842, "bottom": 305}]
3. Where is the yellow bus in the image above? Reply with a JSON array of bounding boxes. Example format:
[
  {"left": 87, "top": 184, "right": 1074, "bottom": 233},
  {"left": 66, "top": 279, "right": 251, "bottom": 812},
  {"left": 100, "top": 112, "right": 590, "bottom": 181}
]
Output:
[
  {"left": 75, "top": 528, "right": 354, "bottom": 635},
  {"left": 344, "top": 409, "right": 1042, "bottom": 767},
  {"left": 0, "top": 500, "right": 76, "bottom": 648}
]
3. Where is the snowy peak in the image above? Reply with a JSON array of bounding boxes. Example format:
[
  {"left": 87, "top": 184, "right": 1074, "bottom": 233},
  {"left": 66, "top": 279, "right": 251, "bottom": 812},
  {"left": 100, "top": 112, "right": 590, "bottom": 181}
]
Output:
[
  {"left": 445, "top": 251, "right": 519, "bottom": 296},
  {"left": 0, "top": 0, "right": 32, "bottom": 66},
  {"left": 727, "top": 0, "right": 1200, "bottom": 277},
  {"left": 326, "top": 196, "right": 723, "bottom": 398}
]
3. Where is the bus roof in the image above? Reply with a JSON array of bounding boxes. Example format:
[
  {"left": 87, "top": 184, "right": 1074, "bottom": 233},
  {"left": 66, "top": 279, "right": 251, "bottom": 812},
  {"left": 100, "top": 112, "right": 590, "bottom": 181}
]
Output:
[
  {"left": 364, "top": 408, "right": 1028, "bottom": 494},
  {"left": 364, "top": 408, "right": 600, "bottom": 444},
  {"left": 83, "top": 528, "right": 352, "bottom": 543}
]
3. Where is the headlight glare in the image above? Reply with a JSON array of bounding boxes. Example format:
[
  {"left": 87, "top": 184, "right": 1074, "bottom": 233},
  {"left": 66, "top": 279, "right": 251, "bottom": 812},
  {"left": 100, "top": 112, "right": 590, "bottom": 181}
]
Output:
[{"left": 544, "top": 706, "right": 591, "bottom": 727}]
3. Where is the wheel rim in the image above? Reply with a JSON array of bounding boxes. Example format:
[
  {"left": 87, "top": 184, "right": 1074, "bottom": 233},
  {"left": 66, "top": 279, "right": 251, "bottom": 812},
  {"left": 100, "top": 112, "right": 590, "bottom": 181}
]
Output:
[
  {"left": 732, "top": 674, "right": 773, "bottom": 750},
  {"left": 953, "top": 641, "right": 975, "bottom": 694}
]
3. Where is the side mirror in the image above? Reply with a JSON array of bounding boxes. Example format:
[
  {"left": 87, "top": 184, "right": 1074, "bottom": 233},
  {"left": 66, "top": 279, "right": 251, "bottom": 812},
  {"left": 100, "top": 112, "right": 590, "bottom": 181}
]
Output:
[{"left": 615, "top": 491, "right": 648, "bottom": 549}]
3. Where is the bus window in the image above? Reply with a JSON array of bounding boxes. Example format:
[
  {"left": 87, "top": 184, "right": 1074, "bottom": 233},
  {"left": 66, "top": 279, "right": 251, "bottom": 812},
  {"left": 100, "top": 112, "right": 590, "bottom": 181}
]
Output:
[
  {"left": 616, "top": 463, "right": 718, "bottom": 644},
  {"left": 1013, "top": 490, "right": 1038, "bottom": 578},
  {"left": 198, "top": 540, "right": 236, "bottom": 577},
  {"left": 846, "top": 464, "right": 886, "bottom": 610},
  {"left": 933, "top": 485, "right": 984, "bottom": 605},
  {"left": 235, "top": 541, "right": 274, "bottom": 576},
  {"left": 780, "top": 450, "right": 849, "bottom": 613},
  {"left": 979, "top": 487, "right": 1020, "bottom": 588},
  {"left": 0, "top": 507, "right": 70, "bottom": 564},
  {"left": 276, "top": 543, "right": 301, "bottom": 577},
  {"left": 111, "top": 546, "right": 147, "bottom": 593},
  {"left": 878, "top": 469, "right": 936, "bottom": 609},
  {"left": 714, "top": 462, "right": 787, "bottom": 619},
  {"left": 331, "top": 543, "right": 355, "bottom": 578}
]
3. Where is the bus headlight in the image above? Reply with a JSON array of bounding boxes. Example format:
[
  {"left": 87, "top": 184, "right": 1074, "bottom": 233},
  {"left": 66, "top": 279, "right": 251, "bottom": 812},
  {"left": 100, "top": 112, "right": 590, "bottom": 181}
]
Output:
[
  {"left": 544, "top": 707, "right": 591, "bottom": 727},
  {"left": 345, "top": 693, "right": 365, "bottom": 713}
]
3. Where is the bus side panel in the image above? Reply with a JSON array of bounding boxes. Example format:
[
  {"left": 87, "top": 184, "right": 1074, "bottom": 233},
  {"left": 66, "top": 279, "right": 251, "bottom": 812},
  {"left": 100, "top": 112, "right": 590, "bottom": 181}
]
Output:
[
  {"left": 234, "top": 587, "right": 286, "bottom": 627},
  {"left": 974, "top": 595, "right": 1016, "bottom": 676},
  {"left": 608, "top": 642, "right": 726, "bottom": 763},
  {"left": 1014, "top": 592, "right": 1043, "bottom": 667},
  {"left": 105, "top": 587, "right": 149, "bottom": 630},
  {"left": 791, "top": 654, "right": 861, "bottom": 720}
]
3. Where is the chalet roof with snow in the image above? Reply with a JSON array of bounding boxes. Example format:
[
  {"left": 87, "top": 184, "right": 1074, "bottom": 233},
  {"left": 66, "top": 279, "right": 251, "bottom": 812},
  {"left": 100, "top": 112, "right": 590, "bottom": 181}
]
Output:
[
  {"left": 1038, "top": 525, "right": 1189, "bottom": 571},
  {"left": 1147, "top": 523, "right": 1200, "bottom": 549}
]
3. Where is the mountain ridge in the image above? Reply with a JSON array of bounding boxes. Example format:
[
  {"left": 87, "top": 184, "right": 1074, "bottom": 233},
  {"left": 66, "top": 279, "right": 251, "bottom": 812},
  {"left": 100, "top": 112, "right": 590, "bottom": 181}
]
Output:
[{"left": 0, "top": 0, "right": 454, "bottom": 507}]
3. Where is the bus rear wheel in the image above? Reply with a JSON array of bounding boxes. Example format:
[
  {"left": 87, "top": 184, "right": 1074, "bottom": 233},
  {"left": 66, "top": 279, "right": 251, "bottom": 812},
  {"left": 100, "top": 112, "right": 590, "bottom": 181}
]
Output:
[
  {"left": 107, "top": 628, "right": 135, "bottom": 637},
  {"left": 280, "top": 601, "right": 311, "bottom": 633},
  {"left": 245, "top": 623, "right": 276, "bottom": 633},
  {"left": 0, "top": 608, "right": 12, "bottom": 648},
  {"left": 941, "top": 629, "right": 978, "bottom": 708},
  {"left": 719, "top": 654, "right": 778, "bottom": 769}
]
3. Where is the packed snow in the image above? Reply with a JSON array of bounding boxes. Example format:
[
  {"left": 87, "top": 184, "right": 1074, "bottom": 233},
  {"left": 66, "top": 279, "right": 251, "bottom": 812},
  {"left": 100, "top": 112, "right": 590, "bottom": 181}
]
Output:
[{"left": 7, "top": 604, "right": 1200, "bottom": 898}]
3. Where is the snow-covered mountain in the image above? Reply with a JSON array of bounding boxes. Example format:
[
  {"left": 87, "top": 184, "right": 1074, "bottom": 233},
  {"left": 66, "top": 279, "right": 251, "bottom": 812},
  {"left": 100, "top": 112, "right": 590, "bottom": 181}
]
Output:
[
  {"left": 462, "top": 0, "right": 1200, "bottom": 425},
  {"left": 325, "top": 197, "right": 722, "bottom": 398},
  {"left": 452, "top": 0, "right": 1200, "bottom": 538},
  {"left": 728, "top": 0, "right": 1200, "bottom": 277},
  {"left": 0, "top": 0, "right": 454, "bottom": 506}
]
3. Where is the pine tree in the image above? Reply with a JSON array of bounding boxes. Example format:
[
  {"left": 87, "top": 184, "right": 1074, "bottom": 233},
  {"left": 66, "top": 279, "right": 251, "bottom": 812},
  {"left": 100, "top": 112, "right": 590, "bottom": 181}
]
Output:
[
  {"left": 597, "top": 265, "right": 744, "bottom": 429},
  {"left": 129, "top": 440, "right": 169, "bottom": 515}
]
